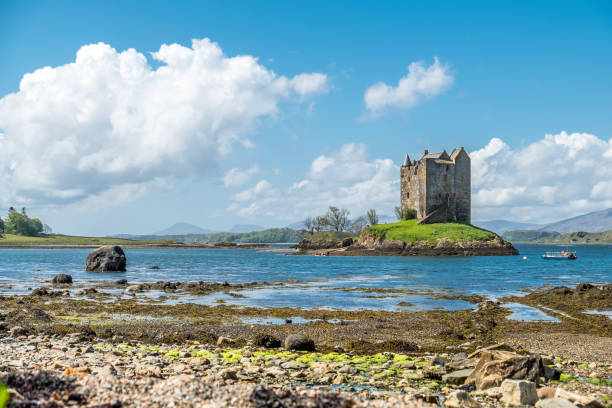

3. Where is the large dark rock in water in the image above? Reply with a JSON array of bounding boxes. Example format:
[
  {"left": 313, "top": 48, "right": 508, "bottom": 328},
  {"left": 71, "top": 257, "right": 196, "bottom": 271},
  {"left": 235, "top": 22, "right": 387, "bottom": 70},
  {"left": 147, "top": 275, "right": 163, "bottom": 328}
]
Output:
[{"left": 86, "top": 246, "right": 126, "bottom": 272}]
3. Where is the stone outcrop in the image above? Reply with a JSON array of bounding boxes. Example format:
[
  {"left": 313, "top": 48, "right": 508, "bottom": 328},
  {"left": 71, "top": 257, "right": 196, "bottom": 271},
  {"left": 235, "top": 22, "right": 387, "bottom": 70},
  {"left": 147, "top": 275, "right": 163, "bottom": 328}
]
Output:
[
  {"left": 465, "top": 349, "right": 543, "bottom": 390},
  {"left": 294, "top": 239, "right": 342, "bottom": 251},
  {"left": 52, "top": 274, "right": 72, "bottom": 284},
  {"left": 85, "top": 246, "right": 126, "bottom": 272},
  {"left": 346, "top": 230, "right": 518, "bottom": 257}
]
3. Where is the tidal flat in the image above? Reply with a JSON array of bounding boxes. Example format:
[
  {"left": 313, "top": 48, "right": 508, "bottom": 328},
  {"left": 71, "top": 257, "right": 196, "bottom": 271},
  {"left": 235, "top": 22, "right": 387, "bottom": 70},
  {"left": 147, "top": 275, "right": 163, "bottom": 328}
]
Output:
[{"left": 0, "top": 281, "right": 610, "bottom": 407}]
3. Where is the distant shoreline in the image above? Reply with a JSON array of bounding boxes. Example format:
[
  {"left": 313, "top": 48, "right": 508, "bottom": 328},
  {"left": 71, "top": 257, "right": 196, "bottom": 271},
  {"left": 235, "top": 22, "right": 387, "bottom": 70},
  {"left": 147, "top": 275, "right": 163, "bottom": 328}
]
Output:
[{"left": 0, "top": 243, "right": 272, "bottom": 249}]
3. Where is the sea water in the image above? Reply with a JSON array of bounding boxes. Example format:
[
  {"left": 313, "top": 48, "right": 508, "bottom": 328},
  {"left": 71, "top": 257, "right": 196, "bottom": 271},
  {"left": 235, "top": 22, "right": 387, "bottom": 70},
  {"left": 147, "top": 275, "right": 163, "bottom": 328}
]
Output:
[{"left": 0, "top": 244, "right": 610, "bottom": 311}]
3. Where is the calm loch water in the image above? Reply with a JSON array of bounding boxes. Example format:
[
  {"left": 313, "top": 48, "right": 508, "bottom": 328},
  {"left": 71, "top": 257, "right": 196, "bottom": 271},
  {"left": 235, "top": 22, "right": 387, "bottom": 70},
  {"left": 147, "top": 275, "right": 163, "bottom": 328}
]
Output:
[{"left": 0, "top": 244, "right": 610, "bottom": 311}]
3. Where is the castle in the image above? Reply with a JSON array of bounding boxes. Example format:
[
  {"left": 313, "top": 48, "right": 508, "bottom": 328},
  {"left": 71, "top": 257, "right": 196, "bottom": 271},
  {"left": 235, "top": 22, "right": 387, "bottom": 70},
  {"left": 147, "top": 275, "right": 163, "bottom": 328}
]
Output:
[{"left": 400, "top": 147, "right": 471, "bottom": 224}]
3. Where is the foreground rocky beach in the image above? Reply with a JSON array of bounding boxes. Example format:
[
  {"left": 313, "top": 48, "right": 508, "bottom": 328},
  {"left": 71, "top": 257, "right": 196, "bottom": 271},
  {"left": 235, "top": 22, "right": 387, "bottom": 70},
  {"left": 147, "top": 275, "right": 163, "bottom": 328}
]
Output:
[{"left": 0, "top": 279, "right": 610, "bottom": 407}]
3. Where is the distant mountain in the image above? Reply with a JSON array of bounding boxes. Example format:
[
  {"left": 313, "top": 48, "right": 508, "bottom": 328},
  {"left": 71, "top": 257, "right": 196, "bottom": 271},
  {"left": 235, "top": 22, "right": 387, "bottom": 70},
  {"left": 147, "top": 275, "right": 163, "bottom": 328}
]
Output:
[
  {"left": 286, "top": 220, "right": 306, "bottom": 230},
  {"left": 229, "top": 224, "right": 265, "bottom": 233},
  {"left": 154, "top": 222, "right": 214, "bottom": 235},
  {"left": 538, "top": 208, "right": 612, "bottom": 233},
  {"left": 473, "top": 220, "right": 538, "bottom": 234},
  {"left": 502, "top": 230, "right": 561, "bottom": 243}
]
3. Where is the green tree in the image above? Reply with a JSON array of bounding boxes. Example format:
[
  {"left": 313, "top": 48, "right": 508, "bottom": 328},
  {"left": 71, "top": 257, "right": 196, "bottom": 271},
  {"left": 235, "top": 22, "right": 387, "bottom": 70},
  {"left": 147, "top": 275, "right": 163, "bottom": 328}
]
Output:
[
  {"left": 325, "top": 206, "right": 350, "bottom": 232},
  {"left": 0, "top": 217, "right": 4, "bottom": 234},
  {"left": 5, "top": 211, "right": 43, "bottom": 236},
  {"left": 366, "top": 208, "right": 378, "bottom": 226}
]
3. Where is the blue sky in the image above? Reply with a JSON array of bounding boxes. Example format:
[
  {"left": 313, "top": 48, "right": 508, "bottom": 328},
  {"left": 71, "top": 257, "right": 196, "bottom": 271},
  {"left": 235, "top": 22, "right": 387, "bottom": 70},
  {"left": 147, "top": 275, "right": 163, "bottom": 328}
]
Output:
[{"left": 1, "top": 1, "right": 611, "bottom": 235}]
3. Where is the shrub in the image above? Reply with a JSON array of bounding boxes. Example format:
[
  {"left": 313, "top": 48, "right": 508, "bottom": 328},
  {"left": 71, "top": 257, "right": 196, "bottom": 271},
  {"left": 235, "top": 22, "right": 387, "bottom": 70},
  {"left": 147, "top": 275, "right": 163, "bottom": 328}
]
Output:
[{"left": 402, "top": 208, "right": 417, "bottom": 220}]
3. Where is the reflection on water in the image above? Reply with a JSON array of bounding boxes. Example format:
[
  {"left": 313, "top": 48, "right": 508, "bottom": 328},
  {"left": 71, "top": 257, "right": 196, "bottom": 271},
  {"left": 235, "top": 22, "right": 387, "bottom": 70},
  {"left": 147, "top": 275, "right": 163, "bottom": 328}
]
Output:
[{"left": 502, "top": 302, "right": 560, "bottom": 322}]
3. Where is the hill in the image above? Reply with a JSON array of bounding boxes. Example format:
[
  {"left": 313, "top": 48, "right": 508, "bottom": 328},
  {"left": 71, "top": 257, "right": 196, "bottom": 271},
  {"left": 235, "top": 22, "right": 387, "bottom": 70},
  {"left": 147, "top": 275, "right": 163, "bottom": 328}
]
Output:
[
  {"left": 538, "top": 208, "right": 612, "bottom": 233},
  {"left": 113, "top": 228, "right": 307, "bottom": 244},
  {"left": 229, "top": 224, "right": 265, "bottom": 233},
  {"left": 473, "top": 219, "right": 539, "bottom": 234},
  {"left": 534, "top": 230, "right": 612, "bottom": 244},
  {"left": 154, "top": 222, "right": 214, "bottom": 235},
  {"left": 0, "top": 233, "right": 172, "bottom": 246},
  {"left": 501, "top": 230, "right": 561, "bottom": 243}
]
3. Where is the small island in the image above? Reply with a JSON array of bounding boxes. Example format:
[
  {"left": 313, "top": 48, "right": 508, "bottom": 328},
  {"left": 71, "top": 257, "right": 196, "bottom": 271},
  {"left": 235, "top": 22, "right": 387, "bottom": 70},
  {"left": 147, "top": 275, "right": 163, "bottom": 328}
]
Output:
[
  {"left": 296, "top": 148, "right": 518, "bottom": 256},
  {"left": 296, "top": 219, "right": 518, "bottom": 256}
]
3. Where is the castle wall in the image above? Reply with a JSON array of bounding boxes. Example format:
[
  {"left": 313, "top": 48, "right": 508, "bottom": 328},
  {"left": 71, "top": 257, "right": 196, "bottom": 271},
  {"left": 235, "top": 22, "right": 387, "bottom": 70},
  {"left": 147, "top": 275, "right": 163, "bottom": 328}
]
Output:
[
  {"left": 452, "top": 151, "right": 471, "bottom": 223},
  {"left": 401, "top": 162, "right": 426, "bottom": 218},
  {"left": 425, "top": 160, "right": 456, "bottom": 221}
]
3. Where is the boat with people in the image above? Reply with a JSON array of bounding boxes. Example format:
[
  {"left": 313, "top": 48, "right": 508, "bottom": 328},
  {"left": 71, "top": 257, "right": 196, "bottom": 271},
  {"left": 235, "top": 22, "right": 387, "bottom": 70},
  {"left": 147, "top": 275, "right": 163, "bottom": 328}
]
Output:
[{"left": 542, "top": 246, "right": 578, "bottom": 260}]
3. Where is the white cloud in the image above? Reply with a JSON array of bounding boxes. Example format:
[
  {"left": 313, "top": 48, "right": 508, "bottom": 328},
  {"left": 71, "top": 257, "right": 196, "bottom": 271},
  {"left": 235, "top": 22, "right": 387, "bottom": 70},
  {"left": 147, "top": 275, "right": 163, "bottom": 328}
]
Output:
[
  {"left": 0, "top": 39, "right": 328, "bottom": 208},
  {"left": 364, "top": 57, "right": 453, "bottom": 113},
  {"left": 471, "top": 131, "right": 612, "bottom": 222},
  {"left": 229, "top": 132, "right": 612, "bottom": 225},
  {"left": 222, "top": 165, "right": 260, "bottom": 188},
  {"left": 229, "top": 144, "right": 399, "bottom": 220}
]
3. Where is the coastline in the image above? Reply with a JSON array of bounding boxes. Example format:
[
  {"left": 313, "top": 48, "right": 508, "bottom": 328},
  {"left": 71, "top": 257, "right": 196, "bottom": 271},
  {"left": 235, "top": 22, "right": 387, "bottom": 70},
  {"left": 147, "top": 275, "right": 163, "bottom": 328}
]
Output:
[
  {"left": 0, "top": 281, "right": 610, "bottom": 407},
  {"left": 0, "top": 243, "right": 272, "bottom": 250}
]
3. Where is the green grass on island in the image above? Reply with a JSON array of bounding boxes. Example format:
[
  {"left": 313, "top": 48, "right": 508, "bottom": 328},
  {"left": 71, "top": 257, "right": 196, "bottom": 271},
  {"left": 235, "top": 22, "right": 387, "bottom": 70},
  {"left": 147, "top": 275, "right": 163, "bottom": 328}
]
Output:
[
  {"left": 364, "top": 219, "right": 497, "bottom": 245},
  {"left": 0, "top": 233, "right": 174, "bottom": 246}
]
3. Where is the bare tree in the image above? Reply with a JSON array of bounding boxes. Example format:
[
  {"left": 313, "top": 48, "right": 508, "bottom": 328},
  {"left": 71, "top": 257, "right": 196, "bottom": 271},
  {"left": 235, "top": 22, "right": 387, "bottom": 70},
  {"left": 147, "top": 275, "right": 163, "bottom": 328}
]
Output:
[
  {"left": 314, "top": 216, "right": 328, "bottom": 232},
  {"left": 394, "top": 206, "right": 403, "bottom": 220},
  {"left": 325, "top": 206, "right": 350, "bottom": 232},
  {"left": 366, "top": 209, "right": 378, "bottom": 226},
  {"left": 348, "top": 216, "right": 368, "bottom": 235},
  {"left": 303, "top": 217, "right": 315, "bottom": 235}
]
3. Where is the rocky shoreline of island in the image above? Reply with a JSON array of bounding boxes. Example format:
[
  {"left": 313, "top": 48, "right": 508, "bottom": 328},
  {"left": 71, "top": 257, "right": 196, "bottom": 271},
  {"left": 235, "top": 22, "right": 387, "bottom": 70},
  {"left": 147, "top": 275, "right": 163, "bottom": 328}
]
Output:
[{"left": 294, "top": 232, "right": 518, "bottom": 257}]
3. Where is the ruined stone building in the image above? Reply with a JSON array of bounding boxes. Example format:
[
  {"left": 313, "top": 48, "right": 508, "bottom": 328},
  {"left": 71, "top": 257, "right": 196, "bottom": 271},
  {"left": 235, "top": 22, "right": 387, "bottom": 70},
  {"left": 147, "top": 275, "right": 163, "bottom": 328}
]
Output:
[{"left": 400, "top": 148, "right": 471, "bottom": 224}]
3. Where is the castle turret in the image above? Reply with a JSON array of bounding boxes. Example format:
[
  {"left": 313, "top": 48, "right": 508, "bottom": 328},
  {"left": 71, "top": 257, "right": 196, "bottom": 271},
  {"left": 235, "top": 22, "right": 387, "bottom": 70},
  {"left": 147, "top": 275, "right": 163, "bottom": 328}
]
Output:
[{"left": 402, "top": 153, "right": 411, "bottom": 167}]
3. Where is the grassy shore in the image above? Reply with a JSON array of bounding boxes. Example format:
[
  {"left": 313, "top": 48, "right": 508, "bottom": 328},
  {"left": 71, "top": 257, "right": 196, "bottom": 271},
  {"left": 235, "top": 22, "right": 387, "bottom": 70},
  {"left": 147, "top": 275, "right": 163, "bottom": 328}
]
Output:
[
  {"left": 365, "top": 220, "right": 497, "bottom": 245},
  {"left": 0, "top": 233, "right": 174, "bottom": 246}
]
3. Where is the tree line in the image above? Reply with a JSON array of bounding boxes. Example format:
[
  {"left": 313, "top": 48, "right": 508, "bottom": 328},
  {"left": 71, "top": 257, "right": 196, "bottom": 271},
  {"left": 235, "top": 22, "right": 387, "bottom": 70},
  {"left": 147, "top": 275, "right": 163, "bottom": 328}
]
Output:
[
  {"left": 0, "top": 207, "right": 51, "bottom": 237},
  {"left": 303, "top": 206, "right": 380, "bottom": 235}
]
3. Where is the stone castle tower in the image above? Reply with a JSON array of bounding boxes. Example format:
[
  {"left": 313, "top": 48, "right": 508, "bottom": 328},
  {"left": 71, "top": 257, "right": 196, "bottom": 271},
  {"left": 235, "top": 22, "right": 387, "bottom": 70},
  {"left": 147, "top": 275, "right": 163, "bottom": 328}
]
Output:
[{"left": 400, "top": 148, "right": 471, "bottom": 224}]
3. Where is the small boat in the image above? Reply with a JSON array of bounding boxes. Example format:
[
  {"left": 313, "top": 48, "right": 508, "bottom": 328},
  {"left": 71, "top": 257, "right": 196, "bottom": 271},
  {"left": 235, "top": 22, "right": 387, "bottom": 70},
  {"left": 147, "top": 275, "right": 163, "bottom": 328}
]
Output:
[{"left": 542, "top": 246, "right": 578, "bottom": 260}]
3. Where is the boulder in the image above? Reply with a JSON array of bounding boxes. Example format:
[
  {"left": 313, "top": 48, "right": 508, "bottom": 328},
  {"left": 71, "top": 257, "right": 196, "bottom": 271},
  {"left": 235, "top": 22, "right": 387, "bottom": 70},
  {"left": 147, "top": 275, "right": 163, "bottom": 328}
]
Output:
[
  {"left": 500, "top": 379, "right": 538, "bottom": 407},
  {"left": 85, "top": 246, "right": 126, "bottom": 272},
  {"left": 284, "top": 334, "right": 315, "bottom": 351},
  {"left": 52, "top": 274, "right": 72, "bottom": 284},
  {"left": 442, "top": 369, "right": 473, "bottom": 385},
  {"left": 536, "top": 398, "right": 578, "bottom": 408},
  {"left": 465, "top": 350, "right": 542, "bottom": 390},
  {"left": 538, "top": 387, "right": 558, "bottom": 400},
  {"left": 443, "top": 390, "right": 480, "bottom": 408},
  {"left": 341, "top": 237, "right": 353, "bottom": 247},
  {"left": 254, "top": 334, "right": 281, "bottom": 349}
]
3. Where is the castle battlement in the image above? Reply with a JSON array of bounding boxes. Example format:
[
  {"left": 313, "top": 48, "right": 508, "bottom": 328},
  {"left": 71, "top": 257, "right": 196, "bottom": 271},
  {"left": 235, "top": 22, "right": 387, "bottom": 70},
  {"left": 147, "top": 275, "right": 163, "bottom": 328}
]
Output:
[{"left": 400, "top": 147, "right": 471, "bottom": 224}]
